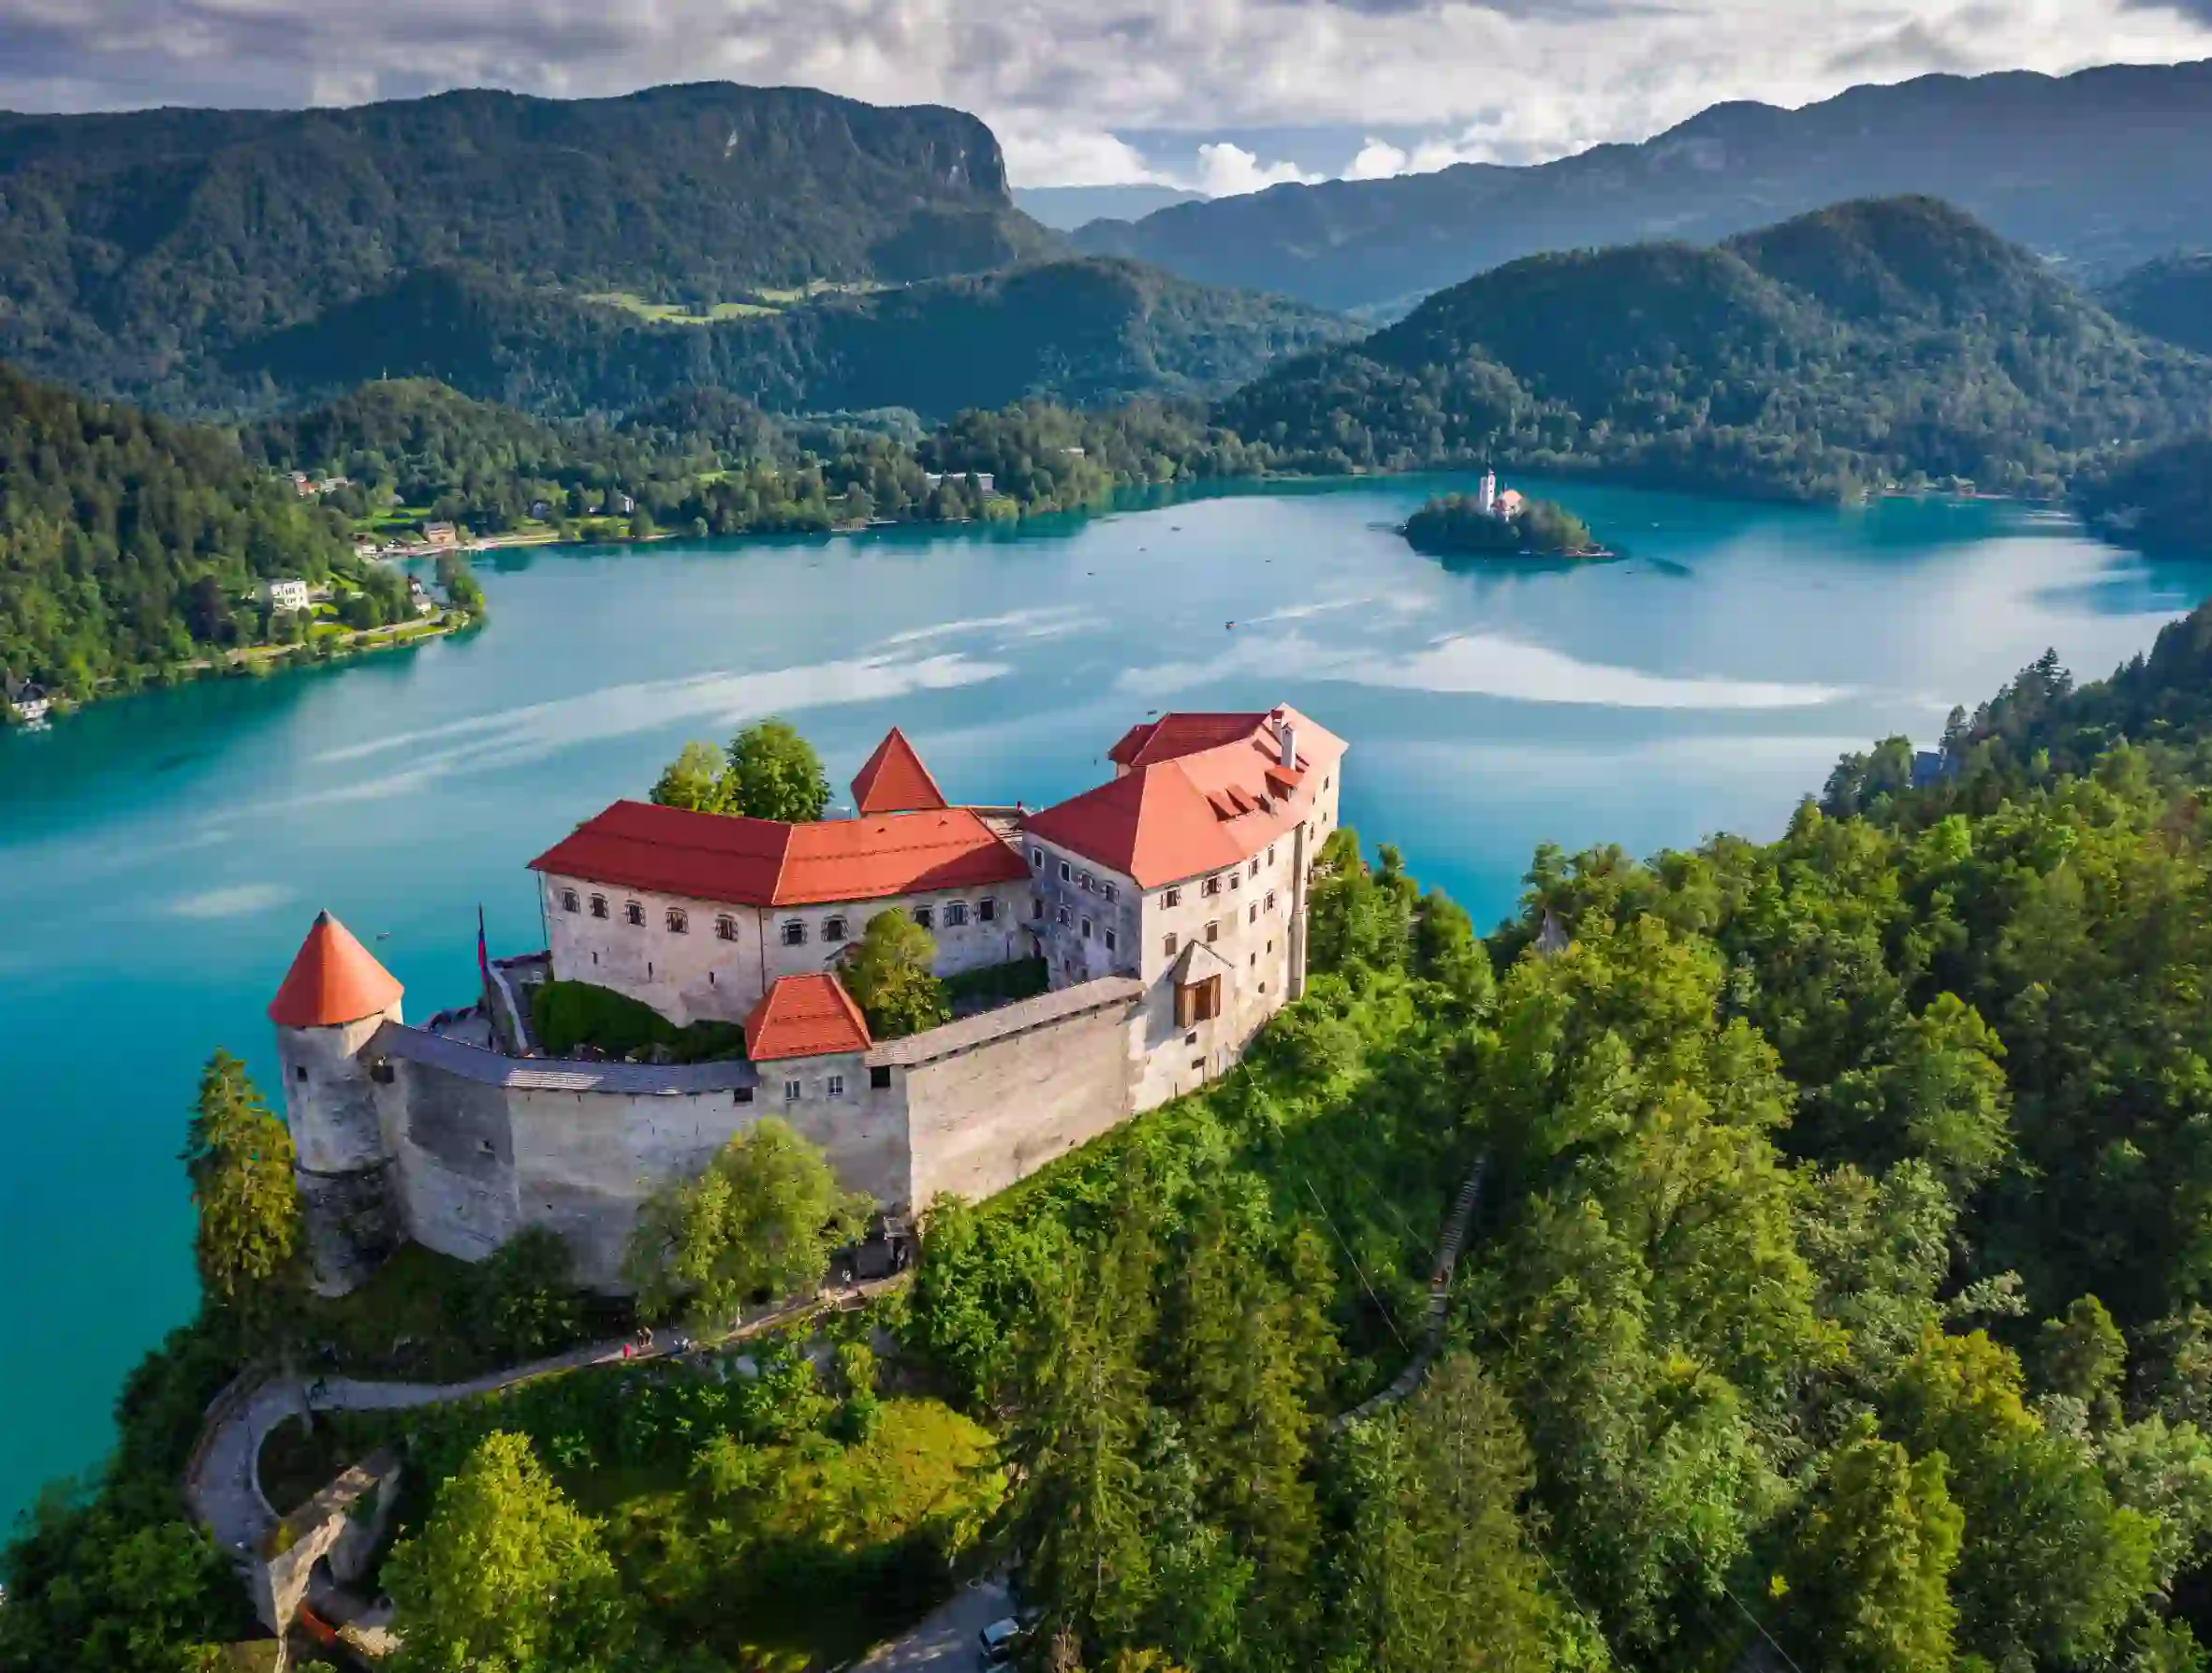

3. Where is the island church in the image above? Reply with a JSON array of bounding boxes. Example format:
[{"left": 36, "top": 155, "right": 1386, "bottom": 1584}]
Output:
[{"left": 271, "top": 706, "right": 1346, "bottom": 1293}]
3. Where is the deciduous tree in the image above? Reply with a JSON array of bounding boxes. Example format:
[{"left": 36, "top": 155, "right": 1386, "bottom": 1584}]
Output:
[
  {"left": 721, "top": 717, "right": 830, "bottom": 822},
  {"left": 843, "top": 908, "right": 949, "bottom": 1038},
  {"left": 181, "top": 1050, "right": 302, "bottom": 1336}
]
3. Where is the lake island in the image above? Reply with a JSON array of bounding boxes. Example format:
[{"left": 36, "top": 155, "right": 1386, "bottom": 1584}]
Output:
[{"left": 1401, "top": 471, "right": 1612, "bottom": 561}]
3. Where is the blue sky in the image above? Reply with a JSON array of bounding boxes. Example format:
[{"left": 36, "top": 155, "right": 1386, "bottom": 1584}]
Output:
[{"left": 3, "top": 0, "right": 2210, "bottom": 190}]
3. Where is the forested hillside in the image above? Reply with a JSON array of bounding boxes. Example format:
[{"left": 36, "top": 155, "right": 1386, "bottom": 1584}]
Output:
[
  {"left": 2075, "top": 433, "right": 2212, "bottom": 554},
  {"left": 1076, "top": 58, "right": 2212, "bottom": 312},
  {"left": 0, "top": 364, "right": 354, "bottom": 701},
  {"left": 223, "top": 258, "right": 1352, "bottom": 419},
  {"left": 1220, "top": 198, "right": 2212, "bottom": 502},
  {"left": 2103, "top": 255, "right": 2212, "bottom": 356},
  {"left": 0, "top": 81, "right": 1049, "bottom": 404}
]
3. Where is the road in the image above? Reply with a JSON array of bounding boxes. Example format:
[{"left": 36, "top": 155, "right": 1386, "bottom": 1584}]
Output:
[{"left": 853, "top": 1576, "right": 1009, "bottom": 1673}]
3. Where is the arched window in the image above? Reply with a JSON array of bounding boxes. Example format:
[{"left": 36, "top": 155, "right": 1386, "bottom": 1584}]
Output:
[
  {"left": 590, "top": 894, "right": 608, "bottom": 919},
  {"left": 782, "top": 920, "right": 807, "bottom": 947},
  {"left": 666, "top": 907, "right": 688, "bottom": 934},
  {"left": 561, "top": 888, "right": 580, "bottom": 913}
]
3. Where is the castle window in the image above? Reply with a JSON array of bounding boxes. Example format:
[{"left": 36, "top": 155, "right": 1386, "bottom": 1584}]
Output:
[
  {"left": 784, "top": 1079, "right": 802, "bottom": 1102},
  {"left": 978, "top": 897, "right": 998, "bottom": 923},
  {"left": 1078, "top": 871, "right": 1093, "bottom": 892},
  {"left": 945, "top": 902, "right": 969, "bottom": 927},
  {"left": 1081, "top": 917, "right": 1093, "bottom": 939},
  {"left": 1249, "top": 903, "right": 1259, "bottom": 924},
  {"left": 1250, "top": 859, "right": 1260, "bottom": 878},
  {"left": 716, "top": 915, "right": 739, "bottom": 941},
  {"left": 733, "top": 1086, "right": 754, "bottom": 1104},
  {"left": 1033, "top": 897, "right": 1045, "bottom": 919},
  {"left": 1230, "top": 873, "right": 1241, "bottom": 890},
  {"left": 1059, "top": 859, "right": 1072, "bottom": 882},
  {"left": 1056, "top": 905, "right": 1072, "bottom": 927},
  {"left": 625, "top": 900, "right": 646, "bottom": 927},
  {"left": 823, "top": 916, "right": 848, "bottom": 944},
  {"left": 371, "top": 1061, "right": 395, "bottom": 1085},
  {"left": 1175, "top": 975, "right": 1223, "bottom": 1028},
  {"left": 782, "top": 920, "right": 807, "bottom": 947},
  {"left": 1164, "top": 932, "right": 1179, "bottom": 957},
  {"left": 1202, "top": 876, "right": 1223, "bottom": 897},
  {"left": 1266, "top": 890, "right": 1277, "bottom": 912},
  {"left": 870, "top": 1064, "right": 892, "bottom": 1091},
  {"left": 1325, "top": 775, "right": 1332, "bottom": 789},
  {"left": 1163, "top": 888, "right": 1182, "bottom": 908},
  {"left": 1105, "top": 929, "right": 1118, "bottom": 953},
  {"left": 295, "top": 1064, "right": 308, "bottom": 1083},
  {"left": 1206, "top": 920, "right": 1219, "bottom": 944},
  {"left": 914, "top": 905, "right": 934, "bottom": 931},
  {"left": 827, "top": 1074, "right": 845, "bottom": 1098},
  {"left": 1102, "top": 883, "right": 1118, "bottom": 903},
  {"left": 561, "top": 888, "right": 580, "bottom": 913},
  {"left": 666, "top": 907, "right": 688, "bottom": 934},
  {"left": 590, "top": 894, "right": 608, "bottom": 918},
  {"left": 1031, "top": 847, "right": 1044, "bottom": 869},
  {"left": 1267, "top": 844, "right": 1277, "bottom": 865}
]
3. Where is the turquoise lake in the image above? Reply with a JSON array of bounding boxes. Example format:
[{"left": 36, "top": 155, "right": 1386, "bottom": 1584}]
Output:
[{"left": 5, "top": 473, "right": 2211, "bottom": 1527}]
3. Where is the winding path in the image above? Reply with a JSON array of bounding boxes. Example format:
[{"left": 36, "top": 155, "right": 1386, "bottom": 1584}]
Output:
[
  {"left": 185, "top": 1283, "right": 896, "bottom": 1560},
  {"left": 1331, "top": 1158, "right": 1485, "bottom": 1433}
]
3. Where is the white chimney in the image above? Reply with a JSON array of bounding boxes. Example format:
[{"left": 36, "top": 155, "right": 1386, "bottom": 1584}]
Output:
[{"left": 1278, "top": 720, "right": 1296, "bottom": 770}]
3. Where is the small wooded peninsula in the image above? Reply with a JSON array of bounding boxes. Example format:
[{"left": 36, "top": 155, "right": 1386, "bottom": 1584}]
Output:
[{"left": 1401, "top": 490, "right": 1606, "bottom": 560}]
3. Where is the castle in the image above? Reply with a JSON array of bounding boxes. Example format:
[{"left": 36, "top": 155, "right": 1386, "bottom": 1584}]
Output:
[{"left": 272, "top": 705, "right": 1346, "bottom": 1294}]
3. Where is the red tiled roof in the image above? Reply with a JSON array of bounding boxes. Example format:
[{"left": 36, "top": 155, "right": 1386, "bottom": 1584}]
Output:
[
  {"left": 1108, "top": 712, "right": 1272, "bottom": 770},
  {"left": 744, "top": 974, "right": 872, "bottom": 1061},
  {"left": 1028, "top": 704, "right": 1347, "bottom": 888},
  {"left": 270, "top": 910, "right": 403, "bottom": 1028},
  {"left": 850, "top": 726, "right": 949, "bottom": 815},
  {"left": 528, "top": 800, "right": 1026, "bottom": 909}
]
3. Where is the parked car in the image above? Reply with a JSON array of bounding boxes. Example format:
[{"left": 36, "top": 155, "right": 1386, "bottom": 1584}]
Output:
[{"left": 978, "top": 1617, "right": 1025, "bottom": 1666}]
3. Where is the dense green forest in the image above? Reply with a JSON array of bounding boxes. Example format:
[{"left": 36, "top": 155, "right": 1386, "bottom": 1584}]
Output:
[
  {"left": 25, "top": 598, "right": 2212, "bottom": 1670},
  {"left": 2074, "top": 433, "right": 2212, "bottom": 553},
  {"left": 0, "top": 363, "right": 358, "bottom": 702},
  {"left": 2102, "top": 255, "right": 2212, "bottom": 357},
  {"left": 219, "top": 257, "right": 1351, "bottom": 419},
  {"left": 1220, "top": 197, "right": 2212, "bottom": 503},
  {"left": 0, "top": 81, "right": 1051, "bottom": 404}
]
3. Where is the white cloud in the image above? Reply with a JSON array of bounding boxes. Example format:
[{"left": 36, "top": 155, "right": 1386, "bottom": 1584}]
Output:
[
  {"left": 1192, "top": 140, "right": 1325, "bottom": 197},
  {"left": 1344, "top": 136, "right": 1410, "bottom": 180},
  {"left": 165, "top": 884, "right": 297, "bottom": 920},
  {"left": 1, "top": 0, "right": 2209, "bottom": 187}
]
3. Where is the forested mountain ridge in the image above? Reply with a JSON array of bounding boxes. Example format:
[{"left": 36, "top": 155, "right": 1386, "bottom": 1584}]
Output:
[
  {"left": 1219, "top": 197, "right": 2212, "bottom": 502},
  {"left": 220, "top": 257, "right": 1354, "bottom": 419},
  {"left": 2102, "top": 254, "right": 2212, "bottom": 356},
  {"left": 0, "top": 81, "right": 1057, "bottom": 404},
  {"left": 1076, "top": 58, "right": 2212, "bottom": 312}
]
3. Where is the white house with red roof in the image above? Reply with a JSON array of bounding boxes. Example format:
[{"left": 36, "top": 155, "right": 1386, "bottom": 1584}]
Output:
[{"left": 268, "top": 707, "right": 1344, "bottom": 1295}]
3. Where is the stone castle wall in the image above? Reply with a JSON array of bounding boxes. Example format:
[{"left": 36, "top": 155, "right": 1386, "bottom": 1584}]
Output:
[{"left": 330, "top": 979, "right": 1146, "bottom": 1291}]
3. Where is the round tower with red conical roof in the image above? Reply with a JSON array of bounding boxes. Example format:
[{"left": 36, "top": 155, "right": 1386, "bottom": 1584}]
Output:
[{"left": 270, "top": 910, "right": 406, "bottom": 1293}]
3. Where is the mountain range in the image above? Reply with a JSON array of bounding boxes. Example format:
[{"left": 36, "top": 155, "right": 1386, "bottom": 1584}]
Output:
[
  {"left": 1075, "top": 60, "right": 2212, "bottom": 314},
  {"left": 1217, "top": 197, "right": 2212, "bottom": 502}
]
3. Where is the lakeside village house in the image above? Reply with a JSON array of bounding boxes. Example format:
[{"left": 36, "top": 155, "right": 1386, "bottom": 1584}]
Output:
[{"left": 271, "top": 706, "right": 1346, "bottom": 1294}]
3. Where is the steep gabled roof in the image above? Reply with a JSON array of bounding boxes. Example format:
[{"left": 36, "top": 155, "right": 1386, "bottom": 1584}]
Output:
[
  {"left": 850, "top": 726, "right": 949, "bottom": 815},
  {"left": 270, "top": 911, "right": 403, "bottom": 1028},
  {"left": 528, "top": 800, "right": 1026, "bottom": 909},
  {"left": 1029, "top": 704, "right": 1350, "bottom": 889},
  {"left": 744, "top": 974, "right": 872, "bottom": 1062},
  {"left": 1022, "top": 761, "right": 1251, "bottom": 889}
]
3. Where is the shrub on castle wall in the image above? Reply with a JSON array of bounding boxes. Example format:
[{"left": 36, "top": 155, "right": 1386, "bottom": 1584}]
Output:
[{"left": 532, "top": 978, "right": 748, "bottom": 1063}]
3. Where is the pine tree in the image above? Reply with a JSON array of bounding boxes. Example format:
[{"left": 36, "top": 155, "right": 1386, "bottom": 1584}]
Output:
[{"left": 180, "top": 1049, "right": 302, "bottom": 1337}]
